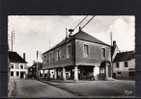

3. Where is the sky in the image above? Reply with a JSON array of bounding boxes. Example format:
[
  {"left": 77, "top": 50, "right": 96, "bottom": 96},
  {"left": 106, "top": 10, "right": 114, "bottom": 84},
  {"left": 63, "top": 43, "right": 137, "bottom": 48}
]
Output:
[{"left": 8, "top": 15, "right": 135, "bottom": 66}]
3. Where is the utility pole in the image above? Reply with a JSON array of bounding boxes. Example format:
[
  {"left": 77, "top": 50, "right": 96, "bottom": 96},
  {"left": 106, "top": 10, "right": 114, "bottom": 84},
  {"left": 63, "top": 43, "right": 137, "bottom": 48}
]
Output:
[
  {"left": 110, "top": 32, "right": 113, "bottom": 47},
  {"left": 11, "top": 30, "right": 15, "bottom": 51},
  {"left": 11, "top": 31, "right": 13, "bottom": 51},
  {"left": 110, "top": 32, "right": 113, "bottom": 78},
  {"left": 36, "top": 50, "right": 39, "bottom": 80}
]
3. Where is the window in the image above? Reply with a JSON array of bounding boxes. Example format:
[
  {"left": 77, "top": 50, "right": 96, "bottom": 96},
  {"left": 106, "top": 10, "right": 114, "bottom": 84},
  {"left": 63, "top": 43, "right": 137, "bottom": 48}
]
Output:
[
  {"left": 83, "top": 44, "right": 89, "bottom": 57},
  {"left": 11, "top": 71, "right": 14, "bottom": 76},
  {"left": 116, "top": 62, "right": 119, "bottom": 68},
  {"left": 57, "top": 50, "right": 59, "bottom": 61},
  {"left": 11, "top": 65, "right": 14, "bottom": 69},
  {"left": 51, "top": 52, "right": 54, "bottom": 64},
  {"left": 56, "top": 51, "right": 58, "bottom": 61},
  {"left": 57, "top": 50, "right": 61, "bottom": 61},
  {"left": 56, "top": 50, "right": 61, "bottom": 61},
  {"left": 102, "top": 48, "right": 106, "bottom": 58},
  {"left": 20, "top": 65, "right": 23, "bottom": 69},
  {"left": 48, "top": 53, "right": 51, "bottom": 65},
  {"left": 50, "top": 53, "right": 52, "bottom": 64},
  {"left": 124, "top": 62, "right": 128, "bottom": 67},
  {"left": 66, "top": 45, "right": 71, "bottom": 58},
  {"left": 16, "top": 71, "right": 19, "bottom": 76},
  {"left": 117, "top": 72, "right": 121, "bottom": 74},
  {"left": 59, "top": 50, "right": 61, "bottom": 60},
  {"left": 44, "top": 56, "right": 46, "bottom": 61},
  {"left": 46, "top": 56, "right": 48, "bottom": 64}
]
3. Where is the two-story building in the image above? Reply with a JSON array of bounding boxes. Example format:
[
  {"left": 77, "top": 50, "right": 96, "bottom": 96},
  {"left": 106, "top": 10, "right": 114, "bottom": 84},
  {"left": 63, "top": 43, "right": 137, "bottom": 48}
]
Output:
[
  {"left": 8, "top": 51, "right": 28, "bottom": 79},
  {"left": 113, "top": 51, "right": 135, "bottom": 80},
  {"left": 42, "top": 28, "right": 112, "bottom": 81}
]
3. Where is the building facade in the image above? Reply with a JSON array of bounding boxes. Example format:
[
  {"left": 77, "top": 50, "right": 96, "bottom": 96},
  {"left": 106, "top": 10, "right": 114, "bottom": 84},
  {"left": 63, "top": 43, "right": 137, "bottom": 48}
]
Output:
[
  {"left": 113, "top": 51, "right": 135, "bottom": 80},
  {"left": 9, "top": 51, "right": 28, "bottom": 79},
  {"left": 27, "top": 62, "right": 43, "bottom": 79},
  {"left": 42, "top": 29, "right": 112, "bottom": 81}
]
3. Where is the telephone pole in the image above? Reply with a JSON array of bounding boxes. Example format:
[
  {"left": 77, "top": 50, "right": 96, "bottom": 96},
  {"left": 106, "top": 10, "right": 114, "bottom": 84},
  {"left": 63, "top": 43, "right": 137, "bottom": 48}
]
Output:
[
  {"left": 110, "top": 32, "right": 113, "bottom": 78},
  {"left": 36, "top": 50, "right": 39, "bottom": 79},
  {"left": 11, "top": 31, "right": 15, "bottom": 51}
]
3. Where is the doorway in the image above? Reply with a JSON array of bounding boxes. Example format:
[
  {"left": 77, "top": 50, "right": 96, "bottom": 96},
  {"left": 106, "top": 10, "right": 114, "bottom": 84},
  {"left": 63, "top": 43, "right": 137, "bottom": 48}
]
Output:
[
  {"left": 99, "top": 61, "right": 111, "bottom": 80},
  {"left": 20, "top": 72, "right": 25, "bottom": 79}
]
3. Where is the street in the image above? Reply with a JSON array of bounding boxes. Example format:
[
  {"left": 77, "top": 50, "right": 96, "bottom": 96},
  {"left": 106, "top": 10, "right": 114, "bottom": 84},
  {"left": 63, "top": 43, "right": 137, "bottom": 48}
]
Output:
[
  {"left": 42, "top": 80, "right": 135, "bottom": 97},
  {"left": 13, "top": 79, "right": 75, "bottom": 98},
  {"left": 10, "top": 79, "right": 135, "bottom": 98}
]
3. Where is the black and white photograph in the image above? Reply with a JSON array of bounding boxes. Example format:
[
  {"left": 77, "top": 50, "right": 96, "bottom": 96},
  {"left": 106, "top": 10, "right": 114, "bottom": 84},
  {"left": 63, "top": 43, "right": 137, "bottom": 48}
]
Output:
[{"left": 8, "top": 15, "right": 135, "bottom": 98}]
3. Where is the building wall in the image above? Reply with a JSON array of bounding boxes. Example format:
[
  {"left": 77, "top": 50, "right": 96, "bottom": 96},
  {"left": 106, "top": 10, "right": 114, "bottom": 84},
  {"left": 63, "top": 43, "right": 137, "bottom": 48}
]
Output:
[
  {"left": 75, "top": 39, "right": 111, "bottom": 66},
  {"left": 43, "top": 39, "right": 111, "bottom": 69},
  {"left": 113, "top": 59, "right": 135, "bottom": 80},
  {"left": 42, "top": 40, "right": 74, "bottom": 69},
  {"left": 9, "top": 62, "right": 28, "bottom": 79}
]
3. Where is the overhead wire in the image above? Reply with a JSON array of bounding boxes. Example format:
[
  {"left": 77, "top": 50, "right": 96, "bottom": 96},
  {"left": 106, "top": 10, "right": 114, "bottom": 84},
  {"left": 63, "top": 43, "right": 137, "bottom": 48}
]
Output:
[
  {"left": 73, "top": 15, "right": 88, "bottom": 30},
  {"left": 81, "top": 16, "right": 96, "bottom": 29}
]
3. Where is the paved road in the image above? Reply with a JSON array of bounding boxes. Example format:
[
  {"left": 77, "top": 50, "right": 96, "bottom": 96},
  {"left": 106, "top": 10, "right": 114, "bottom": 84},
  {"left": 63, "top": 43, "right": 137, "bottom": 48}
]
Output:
[
  {"left": 11, "top": 79, "right": 135, "bottom": 98},
  {"left": 14, "top": 79, "right": 76, "bottom": 98},
  {"left": 42, "top": 80, "right": 135, "bottom": 97}
]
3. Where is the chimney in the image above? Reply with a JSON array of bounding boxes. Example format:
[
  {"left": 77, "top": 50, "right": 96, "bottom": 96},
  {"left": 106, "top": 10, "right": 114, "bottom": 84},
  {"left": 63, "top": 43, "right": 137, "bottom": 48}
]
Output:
[
  {"left": 65, "top": 28, "right": 69, "bottom": 39},
  {"left": 78, "top": 26, "right": 82, "bottom": 32},
  {"left": 68, "top": 29, "right": 74, "bottom": 37},
  {"left": 23, "top": 53, "right": 26, "bottom": 61},
  {"left": 113, "top": 41, "right": 116, "bottom": 49}
]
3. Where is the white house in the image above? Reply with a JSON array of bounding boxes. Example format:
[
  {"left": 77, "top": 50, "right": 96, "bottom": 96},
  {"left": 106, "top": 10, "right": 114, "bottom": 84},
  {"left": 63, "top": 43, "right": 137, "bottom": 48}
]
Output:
[
  {"left": 8, "top": 51, "right": 28, "bottom": 79},
  {"left": 113, "top": 51, "right": 135, "bottom": 80}
]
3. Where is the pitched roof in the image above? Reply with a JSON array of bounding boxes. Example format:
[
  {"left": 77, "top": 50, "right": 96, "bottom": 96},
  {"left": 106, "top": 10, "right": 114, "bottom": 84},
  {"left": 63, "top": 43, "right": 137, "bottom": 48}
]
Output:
[
  {"left": 73, "top": 30, "right": 109, "bottom": 46},
  {"left": 43, "top": 30, "right": 110, "bottom": 54},
  {"left": 8, "top": 51, "right": 27, "bottom": 63},
  {"left": 43, "top": 37, "right": 72, "bottom": 55},
  {"left": 113, "top": 51, "right": 135, "bottom": 62}
]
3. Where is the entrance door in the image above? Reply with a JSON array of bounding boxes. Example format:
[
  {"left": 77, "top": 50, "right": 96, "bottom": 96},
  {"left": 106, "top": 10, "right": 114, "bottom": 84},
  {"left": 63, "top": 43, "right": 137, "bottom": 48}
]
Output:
[
  {"left": 20, "top": 72, "right": 25, "bottom": 79},
  {"left": 99, "top": 67, "right": 106, "bottom": 80},
  {"left": 99, "top": 61, "right": 111, "bottom": 80}
]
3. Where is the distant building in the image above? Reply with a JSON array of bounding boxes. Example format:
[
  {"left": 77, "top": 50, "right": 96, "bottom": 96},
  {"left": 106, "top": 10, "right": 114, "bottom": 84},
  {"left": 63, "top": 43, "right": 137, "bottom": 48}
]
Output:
[
  {"left": 27, "top": 65, "right": 36, "bottom": 79},
  {"left": 8, "top": 51, "right": 28, "bottom": 79},
  {"left": 42, "top": 28, "right": 113, "bottom": 81},
  {"left": 28, "top": 62, "right": 43, "bottom": 79},
  {"left": 113, "top": 51, "right": 135, "bottom": 80}
]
